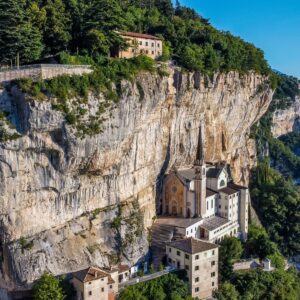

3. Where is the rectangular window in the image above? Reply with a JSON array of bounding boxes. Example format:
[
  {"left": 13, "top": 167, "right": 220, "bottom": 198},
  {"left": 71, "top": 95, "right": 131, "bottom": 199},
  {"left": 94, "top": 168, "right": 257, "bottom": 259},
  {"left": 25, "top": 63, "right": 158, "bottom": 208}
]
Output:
[
  {"left": 204, "top": 252, "right": 207, "bottom": 257},
  {"left": 152, "top": 51, "right": 154, "bottom": 54},
  {"left": 219, "top": 205, "right": 221, "bottom": 209},
  {"left": 146, "top": 42, "right": 148, "bottom": 46},
  {"left": 177, "top": 250, "right": 181, "bottom": 256},
  {"left": 110, "top": 285, "right": 113, "bottom": 289},
  {"left": 195, "top": 255, "right": 199, "bottom": 260},
  {"left": 186, "top": 230, "right": 188, "bottom": 235},
  {"left": 211, "top": 272, "right": 216, "bottom": 277},
  {"left": 212, "top": 282, "right": 215, "bottom": 287},
  {"left": 225, "top": 205, "right": 228, "bottom": 209},
  {"left": 139, "top": 41, "right": 142, "bottom": 45},
  {"left": 185, "top": 265, "right": 189, "bottom": 270},
  {"left": 195, "top": 287, "right": 199, "bottom": 292},
  {"left": 207, "top": 201, "right": 209, "bottom": 210},
  {"left": 195, "top": 277, "right": 199, "bottom": 282},
  {"left": 211, "top": 199, "right": 213, "bottom": 209},
  {"left": 158, "top": 43, "right": 160, "bottom": 48},
  {"left": 152, "top": 43, "right": 154, "bottom": 47},
  {"left": 211, "top": 261, "right": 215, "bottom": 266},
  {"left": 169, "top": 248, "right": 172, "bottom": 253},
  {"left": 212, "top": 250, "right": 215, "bottom": 255},
  {"left": 185, "top": 254, "right": 189, "bottom": 259},
  {"left": 195, "top": 266, "right": 199, "bottom": 271},
  {"left": 89, "top": 291, "right": 92, "bottom": 296},
  {"left": 101, "top": 288, "right": 104, "bottom": 292}
]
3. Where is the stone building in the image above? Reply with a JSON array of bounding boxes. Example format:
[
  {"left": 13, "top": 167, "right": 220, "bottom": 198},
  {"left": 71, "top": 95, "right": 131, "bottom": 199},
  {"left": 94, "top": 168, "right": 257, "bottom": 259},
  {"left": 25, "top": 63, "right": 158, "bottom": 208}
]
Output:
[
  {"left": 166, "top": 238, "right": 218, "bottom": 299},
  {"left": 72, "top": 266, "right": 122, "bottom": 300},
  {"left": 115, "top": 31, "right": 163, "bottom": 60},
  {"left": 162, "top": 126, "right": 249, "bottom": 241}
]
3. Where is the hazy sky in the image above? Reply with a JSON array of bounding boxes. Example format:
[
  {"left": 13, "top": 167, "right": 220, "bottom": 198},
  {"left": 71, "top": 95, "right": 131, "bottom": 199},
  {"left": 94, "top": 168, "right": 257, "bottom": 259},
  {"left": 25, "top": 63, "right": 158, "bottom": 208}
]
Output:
[{"left": 176, "top": 0, "right": 300, "bottom": 78}]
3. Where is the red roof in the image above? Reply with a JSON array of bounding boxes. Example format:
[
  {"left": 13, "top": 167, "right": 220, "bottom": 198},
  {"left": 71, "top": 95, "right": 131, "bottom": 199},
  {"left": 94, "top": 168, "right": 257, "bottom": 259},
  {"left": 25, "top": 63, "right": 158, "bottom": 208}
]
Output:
[{"left": 119, "top": 31, "right": 162, "bottom": 40}]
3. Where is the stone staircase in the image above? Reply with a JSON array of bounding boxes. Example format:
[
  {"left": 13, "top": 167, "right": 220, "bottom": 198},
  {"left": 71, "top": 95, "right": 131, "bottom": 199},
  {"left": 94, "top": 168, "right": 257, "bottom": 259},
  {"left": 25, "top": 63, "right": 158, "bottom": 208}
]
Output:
[{"left": 150, "top": 222, "right": 184, "bottom": 270}]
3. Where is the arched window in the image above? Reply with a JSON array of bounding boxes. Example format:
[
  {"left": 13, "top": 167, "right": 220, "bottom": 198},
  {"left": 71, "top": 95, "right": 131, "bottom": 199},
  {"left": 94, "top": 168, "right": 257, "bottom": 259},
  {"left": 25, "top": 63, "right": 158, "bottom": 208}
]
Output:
[{"left": 220, "top": 179, "right": 225, "bottom": 187}]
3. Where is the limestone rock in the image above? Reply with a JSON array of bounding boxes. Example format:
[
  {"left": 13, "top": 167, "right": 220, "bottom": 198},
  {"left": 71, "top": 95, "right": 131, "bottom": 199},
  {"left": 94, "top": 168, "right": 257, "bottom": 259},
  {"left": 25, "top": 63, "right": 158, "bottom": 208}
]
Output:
[
  {"left": 0, "top": 68, "right": 273, "bottom": 288},
  {"left": 272, "top": 96, "right": 300, "bottom": 137}
]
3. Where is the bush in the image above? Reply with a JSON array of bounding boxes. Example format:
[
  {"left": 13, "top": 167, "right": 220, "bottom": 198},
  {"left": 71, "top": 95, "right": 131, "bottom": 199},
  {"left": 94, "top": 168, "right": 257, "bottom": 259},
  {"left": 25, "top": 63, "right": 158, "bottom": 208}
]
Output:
[{"left": 33, "top": 272, "right": 65, "bottom": 300}]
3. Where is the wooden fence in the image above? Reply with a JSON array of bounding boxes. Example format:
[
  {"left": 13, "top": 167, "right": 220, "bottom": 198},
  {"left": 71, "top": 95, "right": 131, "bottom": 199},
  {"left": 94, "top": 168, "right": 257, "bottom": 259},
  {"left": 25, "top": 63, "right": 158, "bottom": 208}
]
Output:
[{"left": 0, "top": 64, "right": 93, "bottom": 82}]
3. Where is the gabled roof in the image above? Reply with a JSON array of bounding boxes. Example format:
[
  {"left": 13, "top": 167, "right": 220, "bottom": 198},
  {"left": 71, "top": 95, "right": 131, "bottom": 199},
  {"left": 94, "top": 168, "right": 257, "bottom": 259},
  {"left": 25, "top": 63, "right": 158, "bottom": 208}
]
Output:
[
  {"left": 168, "top": 237, "right": 218, "bottom": 254},
  {"left": 73, "top": 267, "right": 108, "bottom": 283},
  {"left": 219, "top": 186, "right": 238, "bottom": 195},
  {"left": 227, "top": 182, "right": 248, "bottom": 190},
  {"left": 206, "top": 188, "right": 217, "bottom": 198},
  {"left": 118, "top": 264, "right": 130, "bottom": 273},
  {"left": 206, "top": 166, "right": 226, "bottom": 179},
  {"left": 177, "top": 169, "right": 197, "bottom": 181},
  {"left": 118, "top": 31, "right": 162, "bottom": 40},
  {"left": 200, "top": 216, "right": 230, "bottom": 231}
]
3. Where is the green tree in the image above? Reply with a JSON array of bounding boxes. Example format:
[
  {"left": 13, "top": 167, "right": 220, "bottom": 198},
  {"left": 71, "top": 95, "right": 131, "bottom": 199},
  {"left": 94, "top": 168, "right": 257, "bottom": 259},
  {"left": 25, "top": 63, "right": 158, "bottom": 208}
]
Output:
[
  {"left": 213, "top": 282, "right": 239, "bottom": 300},
  {"left": 33, "top": 272, "right": 65, "bottom": 300},
  {"left": 0, "top": 0, "right": 43, "bottom": 64},
  {"left": 219, "top": 237, "right": 243, "bottom": 282},
  {"left": 82, "top": 0, "right": 126, "bottom": 56},
  {"left": 43, "top": 0, "right": 71, "bottom": 54}
]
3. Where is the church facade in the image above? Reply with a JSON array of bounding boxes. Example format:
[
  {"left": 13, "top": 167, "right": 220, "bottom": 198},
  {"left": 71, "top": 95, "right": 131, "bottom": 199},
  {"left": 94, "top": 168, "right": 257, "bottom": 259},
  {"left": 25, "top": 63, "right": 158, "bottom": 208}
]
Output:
[{"left": 161, "top": 127, "right": 249, "bottom": 242}]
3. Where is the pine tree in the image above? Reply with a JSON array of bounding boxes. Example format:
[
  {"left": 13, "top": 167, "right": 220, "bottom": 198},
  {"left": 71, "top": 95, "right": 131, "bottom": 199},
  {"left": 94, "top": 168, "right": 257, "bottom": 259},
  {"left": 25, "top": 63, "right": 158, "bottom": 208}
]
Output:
[
  {"left": 0, "top": 0, "right": 43, "bottom": 64},
  {"left": 43, "top": 0, "right": 71, "bottom": 55}
]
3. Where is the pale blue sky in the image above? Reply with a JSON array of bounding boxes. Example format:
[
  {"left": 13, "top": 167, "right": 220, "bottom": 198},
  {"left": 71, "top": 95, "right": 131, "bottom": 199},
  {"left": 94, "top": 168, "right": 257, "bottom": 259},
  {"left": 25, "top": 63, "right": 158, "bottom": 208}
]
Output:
[{"left": 176, "top": 0, "right": 300, "bottom": 78}]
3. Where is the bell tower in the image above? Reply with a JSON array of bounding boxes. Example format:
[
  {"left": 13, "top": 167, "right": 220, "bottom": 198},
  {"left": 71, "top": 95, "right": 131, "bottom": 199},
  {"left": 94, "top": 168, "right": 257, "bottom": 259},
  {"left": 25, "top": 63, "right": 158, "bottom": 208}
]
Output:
[{"left": 194, "top": 123, "right": 207, "bottom": 218}]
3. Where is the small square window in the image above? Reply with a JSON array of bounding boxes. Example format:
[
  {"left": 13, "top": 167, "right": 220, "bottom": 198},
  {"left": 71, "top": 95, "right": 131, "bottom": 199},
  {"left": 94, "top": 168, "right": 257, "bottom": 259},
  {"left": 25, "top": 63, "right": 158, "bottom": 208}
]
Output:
[
  {"left": 101, "top": 288, "right": 104, "bottom": 292},
  {"left": 152, "top": 51, "right": 154, "bottom": 54},
  {"left": 177, "top": 251, "right": 181, "bottom": 256},
  {"left": 195, "top": 287, "right": 199, "bottom": 292},
  {"left": 195, "top": 266, "right": 199, "bottom": 271},
  {"left": 212, "top": 250, "right": 215, "bottom": 255},
  {"left": 211, "top": 261, "right": 215, "bottom": 266},
  {"left": 185, "top": 254, "right": 189, "bottom": 259},
  {"left": 195, "top": 255, "right": 199, "bottom": 260},
  {"left": 211, "top": 272, "right": 215, "bottom": 277},
  {"left": 146, "top": 42, "right": 148, "bottom": 46},
  {"left": 195, "top": 277, "right": 199, "bottom": 282},
  {"left": 110, "top": 285, "right": 113, "bottom": 289},
  {"left": 212, "top": 282, "right": 215, "bottom": 287},
  {"left": 185, "top": 265, "right": 189, "bottom": 270},
  {"left": 139, "top": 41, "right": 142, "bottom": 45},
  {"left": 88, "top": 282, "right": 91, "bottom": 285}
]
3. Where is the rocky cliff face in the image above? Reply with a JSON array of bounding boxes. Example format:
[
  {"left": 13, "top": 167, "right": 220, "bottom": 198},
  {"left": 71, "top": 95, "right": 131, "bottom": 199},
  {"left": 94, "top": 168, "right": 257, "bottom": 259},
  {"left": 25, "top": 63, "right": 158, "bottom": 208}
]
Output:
[
  {"left": 0, "top": 68, "right": 273, "bottom": 288},
  {"left": 272, "top": 96, "right": 300, "bottom": 137}
]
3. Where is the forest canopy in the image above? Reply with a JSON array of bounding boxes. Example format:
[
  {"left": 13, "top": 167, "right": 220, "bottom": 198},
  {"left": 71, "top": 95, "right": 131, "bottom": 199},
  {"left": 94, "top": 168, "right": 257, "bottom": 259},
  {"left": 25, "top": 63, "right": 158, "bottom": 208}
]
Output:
[{"left": 0, "top": 0, "right": 271, "bottom": 75}]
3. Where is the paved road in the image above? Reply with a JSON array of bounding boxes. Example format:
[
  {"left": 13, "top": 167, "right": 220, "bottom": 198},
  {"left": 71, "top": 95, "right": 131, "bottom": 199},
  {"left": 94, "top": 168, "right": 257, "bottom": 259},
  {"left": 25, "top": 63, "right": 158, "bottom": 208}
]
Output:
[{"left": 119, "top": 268, "right": 175, "bottom": 289}]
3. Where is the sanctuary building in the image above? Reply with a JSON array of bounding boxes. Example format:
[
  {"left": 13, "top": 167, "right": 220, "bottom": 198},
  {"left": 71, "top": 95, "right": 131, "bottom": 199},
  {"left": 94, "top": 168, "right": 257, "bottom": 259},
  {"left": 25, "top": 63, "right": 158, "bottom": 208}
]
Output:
[{"left": 161, "top": 127, "right": 249, "bottom": 242}]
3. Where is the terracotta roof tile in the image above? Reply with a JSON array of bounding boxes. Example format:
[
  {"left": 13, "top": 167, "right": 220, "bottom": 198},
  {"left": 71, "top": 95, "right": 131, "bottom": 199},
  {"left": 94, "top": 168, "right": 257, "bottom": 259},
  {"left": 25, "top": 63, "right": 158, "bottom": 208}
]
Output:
[
  {"left": 168, "top": 237, "right": 218, "bottom": 254},
  {"left": 118, "top": 264, "right": 130, "bottom": 273},
  {"left": 219, "top": 187, "right": 238, "bottom": 195},
  {"left": 73, "top": 267, "right": 108, "bottom": 283},
  {"left": 119, "top": 31, "right": 162, "bottom": 40}
]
